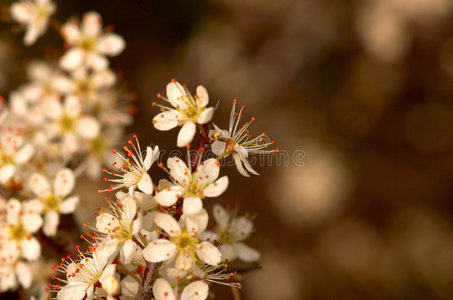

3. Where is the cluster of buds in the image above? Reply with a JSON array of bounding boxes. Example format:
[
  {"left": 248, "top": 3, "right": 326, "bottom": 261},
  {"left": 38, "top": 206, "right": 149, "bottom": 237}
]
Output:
[
  {"left": 0, "top": 0, "right": 132, "bottom": 293},
  {"left": 46, "top": 80, "right": 276, "bottom": 300}
]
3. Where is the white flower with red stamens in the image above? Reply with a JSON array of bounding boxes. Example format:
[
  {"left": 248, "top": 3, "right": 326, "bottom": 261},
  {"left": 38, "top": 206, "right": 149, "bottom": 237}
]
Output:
[
  {"left": 153, "top": 278, "right": 209, "bottom": 300},
  {"left": 101, "top": 135, "right": 159, "bottom": 196},
  {"left": 95, "top": 196, "right": 142, "bottom": 264},
  {"left": 142, "top": 212, "right": 221, "bottom": 271},
  {"left": 152, "top": 80, "right": 214, "bottom": 147},
  {"left": 210, "top": 99, "right": 278, "bottom": 177},
  {"left": 9, "top": 0, "right": 56, "bottom": 46},
  {"left": 0, "top": 127, "right": 34, "bottom": 184},
  {"left": 59, "top": 11, "right": 125, "bottom": 71},
  {"left": 155, "top": 157, "right": 228, "bottom": 215},
  {"left": 27, "top": 168, "right": 79, "bottom": 236},
  {"left": 50, "top": 243, "right": 117, "bottom": 300},
  {"left": 0, "top": 199, "right": 42, "bottom": 261},
  {"left": 202, "top": 204, "right": 259, "bottom": 262}
]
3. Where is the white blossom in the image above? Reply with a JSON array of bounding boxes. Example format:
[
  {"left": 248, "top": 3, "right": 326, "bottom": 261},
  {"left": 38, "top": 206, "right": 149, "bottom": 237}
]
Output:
[
  {"left": 59, "top": 11, "right": 125, "bottom": 71},
  {"left": 142, "top": 212, "right": 221, "bottom": 271},
  {"left": 202, "top": 204, "right": 260, "bottom": 262},
  {"left": 53, "top": 243, "right": 117, "bottom": 300},
  {"left": 27, "top": 168, "right": 79, "bottom": 236},
  {"left": 101, "top": 135, "right": 159, "bottom": 196},
  {"left": 95, "top": 196, "right": 142, "bottom": 264},
  {"left": 155, "top": 157, "right": 228, "bottom": 215},
  {"left": 210, "top": 99, "right": 277, "bottom": 177},
  {"left": 10, "top": 0, "right": 56, "bottom": 45},
  {"left": 0, "top": 199, "right": 42, "bottom": 261},
  {"left": 153, "top": 80, "right": 214, "bottom": 147}
]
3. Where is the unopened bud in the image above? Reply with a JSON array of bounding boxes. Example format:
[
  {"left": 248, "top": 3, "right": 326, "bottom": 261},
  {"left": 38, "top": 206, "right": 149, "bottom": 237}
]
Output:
[{"left": 102, "top": 275, "right": 120, "bottom": 296}]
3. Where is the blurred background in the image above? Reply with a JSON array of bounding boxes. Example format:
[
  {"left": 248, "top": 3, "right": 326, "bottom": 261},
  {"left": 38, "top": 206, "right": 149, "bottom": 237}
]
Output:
[{"left": 2, "top": 0, "right": 453, "bottom": 299}]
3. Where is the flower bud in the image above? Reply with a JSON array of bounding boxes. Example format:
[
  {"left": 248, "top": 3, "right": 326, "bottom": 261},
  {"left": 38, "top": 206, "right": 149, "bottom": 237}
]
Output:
[{"left": 102, "top": 275, "right": 120, "bottom": 296}]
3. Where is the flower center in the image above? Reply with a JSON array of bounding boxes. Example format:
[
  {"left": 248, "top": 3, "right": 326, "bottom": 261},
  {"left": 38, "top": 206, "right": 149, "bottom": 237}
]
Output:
[
  {"left": 79, "top": 37, "right": 96, "bottom": 52},
  {"left": 9, "top": 225, "right": 27, "bottom": 241},
  {"left": 60, "top": 115, "right": 75, "bottom": 132},
  {"left": 45, "top": 195, "right": 61, "bottom": 212},
  {"left": 173, "top": 229, "right": 198, "bottom": 252},
  {"left": 225, "top": 139, "right": 237, "bottom": 154}
]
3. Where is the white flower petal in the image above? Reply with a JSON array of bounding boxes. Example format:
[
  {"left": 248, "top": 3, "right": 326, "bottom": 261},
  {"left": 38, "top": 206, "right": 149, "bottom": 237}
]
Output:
[
  {"left": 196, "top": 158, "right": 219, "bottom": 185},
  {"left": 155, "top": 186, "right": 184, "bottom": 207},
  {"left": 60, "top": 196, "right": 79, "bottom": 214},
  {"left": 97, "top": 33, "right": 125, "bottom": 56},
  {"left": 203, "top": 176, "right": 228, "bottom": 198},
  {"left": 153, "top": 110, "right": 181, "bottom": 131},
  {"left": 177, "top": 122, "right": 196, "bottom": 147},
  {"left": 57, "top": 282, "right": 90, "bottom": 300},
  {"left": 182, "top": 197, "right": 202, "bottom": 216},
  {"left": 197, "top": 107, "right": 214, "bottom": 124},
  {"left": 28, "top": 173, "right": 51, "bottom": 198},
  {"left": 77, "top": 117, "right": 100, "bottom": 139},
  {"left": 21, "top": 236, "right": 41, "bottom": 261},
  {"left": 137, "top": 172, "right": 153, "bottom": 195},
  {"left": 167, "top": 156, "right": 190, "bottom": 184},
  {"left": 54, "top": 168, "right": 75, "bottom": 197},
  {"left": 120, "top": 239, "right": 136, "bottom": 264},
  {"left": 143, "top": 146, "right": 159, "bottom": 170},
  {"left": 166, "top": 81, "right": 188, "bottom": 109},
  {"left": 195, "top": 85, "right": 209, "bottom": 108},
  {"left": 24, "top": 23, "right": 44, "bottom": 45},
  {"left": 60, "top": 48, "right": 84, "bottom": 70},
  {"left": 0, "top": 165, "right": 15, "bottom": 183},
  {"left": 10, "top": 3, "right": 32, "bottom": 23},
  {"left": 181, "top": 281, "right": 209, "bottom": 300},
  {"left": 154, "top": 213, "right": 181, "bottom": 237},
  {"left": 99, "top": 264, "right": 116, "bottom": 283},
  {"left": 61, "top": 21, "right": 81, "bottom": 44},
  {"left": 242, "top": 156, "right": 259, "bottom": 175},
  {"left": 82, "top": 12, "right": 102, "bottom": 37},
  {"left": 86, "top": 53, "right": 109, "bottom": 70},
  {"left": 211, "top": 140, "right": 225, "bottom": 156},
  {"left": 23, "top": 213, "right": 43, "bottom": 233},
  {"left": 16, "top": 262, "right": 32, "bottom": 289},
  {"left": 43, "top": 210, "right": 59, "bottom": 236},
  {"left": 230, "top": 216, "right": 254, "bottom": 241},
  {"left": 235, "top": 243, "right": 260, "bottom": 262},
  {"left": 175, "top": 252, "right": 193, "bottom": 271},
  {"left": 15, "top": 144, "right": 34, "bottom": 164},
  {"left": 121, "top": 276, "right": 139, "bottom": 297},
  {"left": 181, "top": 208, "right": 208, "bottom": 235},
  {"left": 142, "top": 239, "right": 177, "bottom": 263},
  {"left": 23, "top": 200, "right": 44, "bottom": 214},
  {"left": 153, "top": 278, "right": 176, "bottom": 300},
  {"left": 219, "top": 244, "right": 237, "bottom": 261},
  {"left": 195, "top": 242, "right": 222, "bottom": 266},
  {"left": 233, "top": 154, "right": 249, "bottom": 177},
  {"left": 212, "top": 204, "right": 230, "bottom": 230}
]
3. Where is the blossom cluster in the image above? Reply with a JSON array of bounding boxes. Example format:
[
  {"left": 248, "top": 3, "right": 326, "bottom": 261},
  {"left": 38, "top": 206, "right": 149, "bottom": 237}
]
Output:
[
  {"left": 0, "top": 0, "right": 131, "bottom": 293},
  {"left": 46, "top": 80, "right": 276, "bottom": 300},
  {"left": 0, "top": 1, "right": 277, "bottom": 299}
]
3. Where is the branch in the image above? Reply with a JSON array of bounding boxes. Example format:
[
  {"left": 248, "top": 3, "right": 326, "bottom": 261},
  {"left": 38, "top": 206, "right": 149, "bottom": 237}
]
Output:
[{"left": 134, "top": 261, "right": 161, "bottom": 300}]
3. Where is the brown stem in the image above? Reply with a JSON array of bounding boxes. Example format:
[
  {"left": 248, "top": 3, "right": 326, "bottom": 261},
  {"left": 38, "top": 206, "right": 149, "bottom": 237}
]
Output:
[
  {"left": 134, "top": 261, "right": 161, "bottom": 300},
  {"left": 190, "top": 123, "right": 212, "bottom": 172},
  {"left": 0, "top": 184, "right": 9, "bottom": 200}
]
